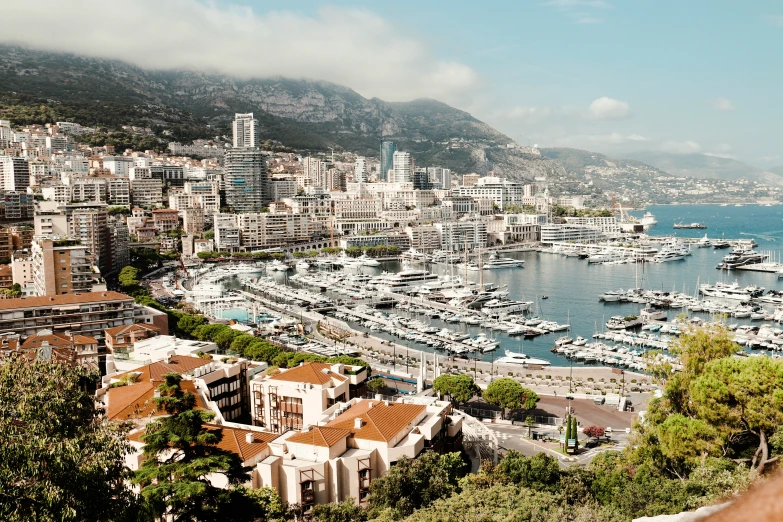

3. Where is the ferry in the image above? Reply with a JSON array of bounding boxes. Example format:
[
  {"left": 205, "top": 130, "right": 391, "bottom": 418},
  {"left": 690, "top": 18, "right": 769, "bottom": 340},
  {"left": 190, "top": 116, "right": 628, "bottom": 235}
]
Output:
[{"left": 496, "top": 350, "right": 551, "bottom": 366}]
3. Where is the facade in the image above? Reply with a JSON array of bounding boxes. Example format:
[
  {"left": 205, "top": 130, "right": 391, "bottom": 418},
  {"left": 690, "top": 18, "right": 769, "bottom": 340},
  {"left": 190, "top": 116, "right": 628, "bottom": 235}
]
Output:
[
  {"left": 107, "top": 177, "right": 131, "bottom": 206},
  {"left": 379, "top": 141, "right": 396, "bottom": 182},
  {"left": 392, "top": 151, "right": 412, "bottom": 183},
  {"left": 562, "top": 216, "right": 620, "bottom": 235},
  {"left": 461, "top": 173, "right": 480, "bottom": 187},
  {"left": 435, "top": 221, "right": 488, "bottom": 251},
  {"left": 354, "top": 157, "right": 367, "bottom": 183},
  {"left": 539, "top": 224, "right": 606, "bottom": 244},
  {"left": 454, "top": 177, "right": 526, "bottom": 211},
  {"left": 151, "top": 209, "right": 180, "bottom": 233},
  {"left": 405, "top": 225, "right": 442, "bottom": 252},
  {"left": 150, "top": 165, "right": 185, "bottom": 187},
  {"left": 0, "top": 191, "right": 35, "bottom": 220},
  {"left": 0, "top": 291, "right": 136, "bottom": 341},
  {"left": 31, "top": 238, "right": 103, "bottom": 296},
  {"left": 131, "top": 178, "right": 164, "bottom": 208},
  {"left": 69, "top": 208, "right": 111, "bottom": 274},
  {"left": 233, "top": 113, "right": 258, "bottom": 148},
  {"left": 0, "top": 156, "right": 30, "bottom": 192},
  {"left": 20, "top": 331, "right": 99, "bottom": 369},
  {"left": 102, "top": 156, "right": 134, "bottom": 176},
  {"left": 104, "top": 323, "right": 161, "bottom": 357},
  {"left": 266, "top": 178, "right": 297, "bottom": 202},
  {"left": 224, "top": 148, "right": 267, "bottom": 213}
]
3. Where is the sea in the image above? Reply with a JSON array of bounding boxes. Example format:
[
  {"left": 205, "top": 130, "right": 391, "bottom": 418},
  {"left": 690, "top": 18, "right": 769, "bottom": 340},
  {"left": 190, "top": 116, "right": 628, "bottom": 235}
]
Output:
[{"left": 235, "top": 204, "right": 783, "bottom": 367}]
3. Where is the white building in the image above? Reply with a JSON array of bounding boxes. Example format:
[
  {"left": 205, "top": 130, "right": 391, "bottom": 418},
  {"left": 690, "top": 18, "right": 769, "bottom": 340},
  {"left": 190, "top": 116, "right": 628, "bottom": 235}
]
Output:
[
  {"left": 354, "top": 157, "right": 367, "bottom": 183},
  {"left": 232, "top": 113, "right": 258, "bottom": 148},
  {"left": 102, "top": 156, "right": 134, "bottom": 176},
  {"left": 454, "top": 176, "right": 526, "bottom": 211},
  {"left": 540, "top": 224, "right": 605, "bottom": 244},
  {"left": 224, "top": 148, "right": 267, "bottom": 213},
  {"left": 0, "top": 156, "right": 30, "bottom": 192},
  {"left": 131, "top": 178, "right": 164, "bottom": 208},
  {"left": 392, "top": 151, "right": 412, "bottom": 183},
  {"left": 435, "top": 221, "right": 487, "bottom": 251}
]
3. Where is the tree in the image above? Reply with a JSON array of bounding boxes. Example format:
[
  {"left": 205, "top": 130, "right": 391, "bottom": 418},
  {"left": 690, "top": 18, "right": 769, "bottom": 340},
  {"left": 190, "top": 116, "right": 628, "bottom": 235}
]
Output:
[
  {"left": 0, "top": 356, "right": 138, "bottom": 521},
  {"left": 368, "top": 451, "right": 467, "bottom": 519},
  {"left": 244, "top": 340, "right": 281, "bottom": 363},
  {"left": 690, "top": 356, "right": 783, "bottom": 474},
  {"left": 177, "top": 313, "right": 208, "bottom": 336},
  {"left": 367, "top": 377, "right": 386, "bottom": 394},
  {"left": 118, "top": 265, "right": 141, "bottom": 288},
  {"left": 133, "top": 373, "right": 261, "bottom": 521},
  {"left": 432, "top": 374, "right": 479, "bottom": 404},
  {"left": 583, "top": 426, "right": 606, "bottom": 439},
  {"left": 656, "top": 414, "right": 721, "bottom": 479},
  {"left": 494, "top": 451, "right": 561, "bottom": 491},
  {"left": 229, "top": 334, "right": 257, "bottom": 355},
  {"left": 565, "top": 414, "right": 572, "bottom": 453},
  {"left": 482, "top": 378, "right": 539, "bottom": 419},
  {"left": 311, "top": 498, "right": 367, "bottom": 522},
  {"left": 572, "top": 416, "right": 579, "bottom": 452}
]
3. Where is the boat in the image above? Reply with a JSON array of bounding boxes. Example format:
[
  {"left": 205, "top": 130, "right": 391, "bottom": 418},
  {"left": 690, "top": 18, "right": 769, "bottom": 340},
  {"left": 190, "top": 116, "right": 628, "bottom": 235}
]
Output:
[
  {"left": 496, "top": 350, "right": 551, "bottom": 366},
  {"left": 716, "top": 248, "right": 768, "bottom": 270},
  {"left": 599, "top": 290, "right": 626, "bottom": 302},
  {"left": 481, "top": 299, "right": 533, "bottom": 317},
  {"left": 295, "top": 260, "right": 311, "bottom": 271},
  {"left": 555, "top": 336, "right": 573, "bottom": 347},
  {"left": 606, "top": 315, "right": 643, "bottom": 330},
  {"left": 712, "top": 240, "right": 731, "bottom": 249},
  {"left": 268, "top": 260, "right": 290, "bottom": 271},
  {"left": 370, "top": 263, "right": 440, "bottom": 293},
  {"left": 481, "top": 252, "right": 524, "bottom": 269},
  {"left": 357, "top": 253, "right": 380, "bottom": 267},
  {"left": 653, "top": 250, "right": 685, "bottom": 263},
  {"left": 696, "top": 234, "right": 712, "bottom": 248},
  {"left": 640, "top": 307, "right": 667, "bottom": 322},
  {"left": 573, "top": 336, "right": 588, "bottom": 346},
  {"left": 640, "top": 211, "right": 658, "bottom": 228},
  {"left": 699, "top": 281, "right": 761, "bottom": 302},
  {"left": 673, "top": 222, "right": 707, "bottom": 229}
]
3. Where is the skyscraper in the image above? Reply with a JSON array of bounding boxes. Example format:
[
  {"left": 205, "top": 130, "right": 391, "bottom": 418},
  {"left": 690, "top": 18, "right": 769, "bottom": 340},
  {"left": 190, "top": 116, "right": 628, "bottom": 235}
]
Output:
[
  {"left": 392, "top": 151, "right": 412, "bottom": 183},
  {"left": 0, "top": 156, "right": 30, "bottom": 192},
  {"left": 379, "top": 141, "right": 396, "bottom": 182},
  {"left": 354, "top": 157, "right": 367, "bottom": 183},
  {"left": 224, "top": 148, "right": 268, "bottom": 213},
  {"left": 232, "top": 113, "right": 258, "bottom": 148}
]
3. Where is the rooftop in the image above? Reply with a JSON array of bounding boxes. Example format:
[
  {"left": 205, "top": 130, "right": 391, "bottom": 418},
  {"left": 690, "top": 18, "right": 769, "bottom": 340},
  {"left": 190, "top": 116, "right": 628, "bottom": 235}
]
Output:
[
  {"left": 105, "top": 322, "right": 161, "bottom": 338},
  {"left": 0, "top": 291, "right": 132, "bottom": 310},
  {"left": 269, "top": 361, "right": 347, "bottom": 386},
  {"left": 326, "top": 400, "right": 426, "bottom": 443},
  {"left": 286, "top": 426, "right": 351, "bottom": 448}
]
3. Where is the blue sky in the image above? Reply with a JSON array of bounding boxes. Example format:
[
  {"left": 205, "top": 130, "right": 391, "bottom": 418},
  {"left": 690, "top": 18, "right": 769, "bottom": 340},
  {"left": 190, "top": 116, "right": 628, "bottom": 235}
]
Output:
[{"left": 4, "top": 0, "right": 782, "bottom": 167}]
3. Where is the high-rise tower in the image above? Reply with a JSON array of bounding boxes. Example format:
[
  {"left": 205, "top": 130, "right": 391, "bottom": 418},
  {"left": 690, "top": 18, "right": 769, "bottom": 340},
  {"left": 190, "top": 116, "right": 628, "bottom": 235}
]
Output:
[
  {"left": 379, "top": 141, "right": 396, "bottom": 182},
  {"left": 232, "top": 113, "right": 258, "bottom": 148}
]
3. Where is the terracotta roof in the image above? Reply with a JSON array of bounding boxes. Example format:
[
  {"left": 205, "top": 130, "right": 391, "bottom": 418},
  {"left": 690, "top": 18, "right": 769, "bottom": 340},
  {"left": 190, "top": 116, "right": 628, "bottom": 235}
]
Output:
[
  {"left": 0, "top": 265, "right": 11, "bottom": 277},
  {"left": 0, "top": 291, "right": 132, "bottom": 311},
  {"left": 286, "top": 426, "right": 351, "bottom": 448},
  {"left": 128, "top": 424, "right": 279, "bottom": 462},
  {"left": 21, "top": 332, "right": 97, "bottom": 349},
  {"left": 105, "top": 322, "right": 161, "bottom": 337},
  {"left": 270, "top": 362, "right": 347, "bottom": 386},
  {"left": 327, "top": 400, "right": 426, "bottom": 443},
  {"left": 106, "top": 356, "right": 211, "bottom": 420}
]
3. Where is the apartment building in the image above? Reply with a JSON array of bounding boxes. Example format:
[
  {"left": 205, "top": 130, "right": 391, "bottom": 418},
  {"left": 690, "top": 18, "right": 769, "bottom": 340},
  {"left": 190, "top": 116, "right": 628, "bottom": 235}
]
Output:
[
  {"left": 250, "top": 361, "right": 368, "bottom": 433},
  {"left": 213, "top": 213, "right": 241, "bottom": 251},
  {"left": 102, "top": 156, "right": 134, "bottom": 176},
  {"left": 0, "top": 291, "right": 135, "bottom": 341},
  {"left": 168, "top": 181, "right": 220, "bottom": 215},
  {"left": 131, "top": 178, "right": 164, "bottom": 208},
  {"left": 562, "top": 216, "right": 620, "bottom": 236},
  {"left": 392, "top": 151, "right": 411, "bottom": 183},
  {"left": 183, "top": 206, "right": 205, "bottom": 236},
  {"left": 434, "top": 221, "right": 488, "bottom": 252},
  {"left": 539, "top": 224, "right": 606, "bottom": 244},
  {"left": 31, "top": 238, "right": 104, "bottom": 296},
  {"left": 233, "top": 113, "right": 258, "bottom": 148},
  {"left": 0, "top": 156, "right": 30, "bottom": 192},
  {"left": 20, "top": 330, "right": 99, "bottom": 368},
  {"left": 107, "top": 177, "right": 131, "bottom": 206},
  {"left": 224, "top": 148, "right": 267, "bottom": 213},
  {"left": 34, "top": 211, "right": 69, "bottom": 237},
  {"left": 255, "top": 395, "right": 462, "bottom": 512},
  {"left": 405, "top": 225, "right": 442, "bottom": 252},
  {"left": 0, "top": 191, "right": 34, "bottom": 221},
  {"left": 151, "top": 209, "right": 180, "bottom": 233},
  {"left": 266, "top": 178, "right": 298, "bottom": 202},
  {"left": 69, "top": 208, "right": 111, "bottom": 273},
  {"left": 0, "top": 264, "right": 12, "bottom": 290},
  {"left": 461, "top": 173, "right": 480, "bottom": 187},
  {"left": 454, "top": 177, "right": 526, "bottom": 211},
  {"left": 103, "top": 323, "right": 161, "bottom": 358},
  {"left": 70, "top": 177, "right": 107, "bottom": 203}
]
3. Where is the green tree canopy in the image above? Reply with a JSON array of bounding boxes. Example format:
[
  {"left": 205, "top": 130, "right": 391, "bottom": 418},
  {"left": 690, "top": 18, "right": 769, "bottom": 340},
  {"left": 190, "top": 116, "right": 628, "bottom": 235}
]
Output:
[
  {"left": 482, "top": 378, "right": 539, "bottom": 418},
  {"left": 0, "top": 357, "right": 138, "bottom": 521},
  {"left": 432, "top": 374, "right": 479, "bottom": 404}
]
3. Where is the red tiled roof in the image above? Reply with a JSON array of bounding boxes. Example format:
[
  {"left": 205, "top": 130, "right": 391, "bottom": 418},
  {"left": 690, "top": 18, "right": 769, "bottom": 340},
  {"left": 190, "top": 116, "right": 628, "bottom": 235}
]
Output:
[
  {"left": 0, "top": 291, "right": 132, "bottom": 311},
  {"left": 21, "top": 332, "right": 97, "bottom": 349},
  {"left": 286, "top": 426, "right": 351, "bottom": 448},
  {"left": 105, "top": 323, "right": 161, "bottom": 337},
  {"left": 327, "top": 400, "right": 425, "bottom": 442},
  {"left": 270, "top": 362, "right": 347, "bottom": 386}
]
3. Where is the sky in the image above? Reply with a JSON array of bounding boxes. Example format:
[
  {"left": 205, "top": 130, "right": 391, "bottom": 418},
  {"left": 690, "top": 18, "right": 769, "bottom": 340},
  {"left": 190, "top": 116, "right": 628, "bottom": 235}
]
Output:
[{"left": 1, "top": 0, "right": 782, "bottom": 167}]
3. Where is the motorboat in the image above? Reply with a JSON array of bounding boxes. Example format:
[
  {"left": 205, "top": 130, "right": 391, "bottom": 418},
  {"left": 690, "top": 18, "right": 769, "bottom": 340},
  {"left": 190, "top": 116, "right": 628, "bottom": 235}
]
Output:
[
  {"left": 481, "top": 252, "right": 524, "bottom": 269},
  {"left": 699, "top": 281, "right": 761, "bottom": 302},
  {"left": 573, "top": 336, "right": 588, "bottom": 346},
  {"left": 716, "top": 248, "right": 768, "bottom": 270},
  {"left": 555, "top": 336, "right": 573, "bottom": 347},
  {"left": 696, "top": 234, "right": 712, "bottom": 248},
  {"left": 606, "top": 315, "right": 643, "bottom": 330},
  {"left": 712, "top": 240, "right": 731, "bottom": 249},
  {"left": 268, "top": 260, "right": 290, "bottom": 271},
  {"left": 496, "top": 350, "right": 551, "bottom": 366},
  {"left": 653, "top": 250, "right": 685, "bottom": 263},
  {"left": 357, "top": 253, "right": 380, "bottom": 267},
  {"left": 599, "top": 290, "right": 626, "bottom": 302},
  {"left": 295, "top": 260, "right": 311, "bottom": 271}
]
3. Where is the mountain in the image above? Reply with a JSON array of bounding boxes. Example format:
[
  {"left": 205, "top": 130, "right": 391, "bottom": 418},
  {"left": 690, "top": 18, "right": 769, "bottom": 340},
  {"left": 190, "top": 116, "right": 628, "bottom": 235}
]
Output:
[
  {"left": 768, "top": 166, "right": 783, "bottom": 177},
  {"left": 623, "top": 150, "right": 783, "bottom": 186},
  {"left": 0, "top": 44, "right": 564, "bottom": 178}
]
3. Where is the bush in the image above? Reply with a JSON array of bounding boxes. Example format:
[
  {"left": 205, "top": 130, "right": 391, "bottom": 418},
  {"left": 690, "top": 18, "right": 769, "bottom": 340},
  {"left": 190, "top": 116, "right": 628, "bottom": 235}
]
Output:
[{"left": 583, "top": 426, "right": 606, "bottom": 438}]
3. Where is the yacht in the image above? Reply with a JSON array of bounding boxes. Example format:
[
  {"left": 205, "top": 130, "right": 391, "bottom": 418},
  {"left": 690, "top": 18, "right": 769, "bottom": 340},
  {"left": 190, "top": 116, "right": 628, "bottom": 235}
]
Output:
[
  {"left": 481, "top": 253, "right": 524, "bottom": 269},
  {"left": 496, "top": 350, "right": 551, "bottom": 366},
  {"left": 555, "top": 336, "right": 573, "bottom": 347},
  {"left": 653, "top": 250, "right": 685, "bottom": 263},
  {"left": 481, "top": 299, "right": 533, "bottom": 317},
  {"left": 712, "top": 240, "right": 731, "bottom": 249},
  {"left": 357, "top": 253, "right": 380, "bottom": 267},
  {"left": 599, "top": 289, "right": 626, "bottom": 302},
  {"left": 716, "top": 249, "right": 768, "bottom": 270},
  {"left": 401, "top": 248, "right": 431, "bottom": 263},
  {"left": 606, "top": 315, "right": 643, "bottom": 330},
  {"left": 696, "top": 235, "right": 712, "bottom": 248},
  {"left": 370, "top": 267, "right": 440, "bottom": 293},
  {"left": 268, "top": 260, "right": 290, "bottom": 271},
  {"left": 699, "top": 281, "right": 761, "bottom": 302},
  {"left": 573, "top": 336, "right": 588, "bottom": 346},
  {"left": 640, "top": 307, "right": 667, "bottom": 322},
  {"left": 295, "top": 260, "right": 311, "bottom": 271}
]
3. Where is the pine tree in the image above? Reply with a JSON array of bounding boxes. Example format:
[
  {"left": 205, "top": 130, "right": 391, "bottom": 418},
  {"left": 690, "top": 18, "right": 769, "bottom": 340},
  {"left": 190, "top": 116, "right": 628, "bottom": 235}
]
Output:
[
  {"left": 572, "top": 416, "right": 579, "bottom": 452},
  {"left": 564, "top": 414, "right": 572, "bottom": 453},
  {"left": 133, "top": 373, "right": 273, "bottom": 521}
]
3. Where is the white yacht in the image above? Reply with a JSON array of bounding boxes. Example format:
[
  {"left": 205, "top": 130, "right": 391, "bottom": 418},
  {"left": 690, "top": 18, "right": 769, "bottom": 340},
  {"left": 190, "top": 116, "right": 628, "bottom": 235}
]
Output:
[
  {"left": 268, "top": 260, "right": 290, "bottom": 271},
  {"left": 401, "top": 248, "right": 431, "bottom": 263},
  {"left": 370, "top": 267, "right": 440, "bottom": 293},
  {"left": 653, "top": 251, "right": 685, "bottom": 263},
  {"left": 481, "top": 253, "right": 524, "bottom": 269},
  {"left": 295, "top": 260, "right": 311, "bottom": 271},
  {"left": 696, "top": 234, "right": 712, "bottom": 248},
  {"left": 599, "top": 290, "right": 626, "bottom": 302},
  {"left": 699, "top": 281, "right": 759, "bottom": 302},
  {"left": 606, "top": 315, "right": 643, "bottom": 330},
  {"left": 357, "top": 253, "right": 380, "bottom": 267},
  {"left": 573, "top": 336, "right": 588, "bottom": 346},
  {"left": 481, "top": 299, "right": 533, "bottom": 317},
  {"left": 496, "top": 350, "right": 551, "bottom": 366}
]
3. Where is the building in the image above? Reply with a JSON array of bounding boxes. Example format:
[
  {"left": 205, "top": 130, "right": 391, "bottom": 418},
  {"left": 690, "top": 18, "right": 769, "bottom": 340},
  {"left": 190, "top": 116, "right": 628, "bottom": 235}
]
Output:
[
  {"left": 405, "top": 225, "right": 441, "bottom": 252},
  {"left": 183, "top": 206, "right": 205, "bottom": 236},
  {"left": 69, "top": 177, "right": 107, "bottom": 203},
  {"left": 0, "top": 156, "right": 30, "bottom": 192},
  {"left": 104, "top": 323, "right": 161, "bottom": 357},
  {"left": 392, "top": 151, "right": 412, "bottom": 183},
  {"left": 250, "top": 361, "right": 368, "bottom": 432},
  {"left": 20, "top": 331, "right": 99, "bottom": 368},
  {"left": 168, "top": 181, "right": 221, "bottom": 215},
  {"left": 0, "top": 291, "right": 136, "bottom": 341},
  {"left": 108, "top": 215, "right": 130, "bottom": 274},
  {"left": 255, "top": 395, "right": 462, "bottom": 511},
  {"left": 69, "top": 208, "right": 111, "bottom": 274},
  {"left": 0, "top": 191, "right": 34, "bottom": 220},
  {"left": 354, "top": 157, "right": 367, "bottom": 183},
  {"left": 34, "top": 212, "right": 69, "bottom": 237},
  {"left": 266, "top": 178, "right": 297, "bottom": 202},
  {"left": 379, "top": 141, "right": 396, "bottom": 182},
  {"left": 562, "top": 216, "right": 620, "bottom": 236},
  {"left": 131, "top": 178, "right": 164, "bottom": 208},
  {"left": 107, "top": 177, "right": 131, "bottom": 206},
  {"left": 233, "top": 113, "right": 258, "bottom": 148},
  {"left": 454, "top": 177, "right": 526, "bottom": 211},
  {"left": 427, "top": 167, "right": 451, "bottom": 190},
  {"left": 0, "top": 264, "right": 12, "bottom": 291},
  {"left": 224, "top": 148, "right": 267, "bottom": 213},
  {"left": 435, "top": 222, "right": 487, "bottom": 251},
  {"left": 151, "top": 209, "right": 180, "bottom": 233},
  {"left": 150, "top": 165, "right": 185, "bottom": 187},
  {"left": 539, "top": 224, "right": 606, "bottom": 244},
  {"left": 213, "top": 214, "right": 241, "bottom": 251},
  {"left": 102, "top": 156, "right": 134, "bottom": 176},
  {"left": 412, "top": 168, "right": 432, "bottom": 190},
  {"left": 31, "top": 238, "right": 104, "bottom": 296},
  {"left": 462, "top": 173, "right": 480, "bottom": 187},
  {"left": 11, "top": 250, "right": 33, "bottom": 293}
]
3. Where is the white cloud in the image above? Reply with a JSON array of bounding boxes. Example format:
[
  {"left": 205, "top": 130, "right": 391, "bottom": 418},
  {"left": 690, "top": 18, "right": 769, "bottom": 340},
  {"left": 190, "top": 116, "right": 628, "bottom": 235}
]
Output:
[
  {"left": 660, "top": 140, "right": 702, "bottom": 154},
  {"left": 627, "top": 134, "right": 649, "bottom": 142},
  {"left": 703, "top": 152, "right": 736, "bottom": 159},
  {"left": 588, "top": 97, "right": 631, "bottom": 120},
  {"left": 555, "top": 132, "right": 648, "bottom": 147},
  {"left": 0, "top": 1, "right": 479, "bottom": 104},
  {"left": 708, "top": 98, "right": 735, "bottom": 112},
  {"left": 506, "top": 106, "right": 552, "bottom": 124}
]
